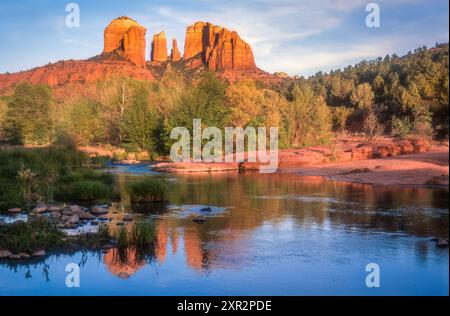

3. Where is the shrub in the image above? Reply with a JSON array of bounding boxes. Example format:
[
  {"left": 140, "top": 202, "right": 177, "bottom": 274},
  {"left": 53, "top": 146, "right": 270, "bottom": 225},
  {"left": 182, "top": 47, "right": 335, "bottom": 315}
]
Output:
[
  {"left": 55, "top": 180, "right": 113, "bottom": 201},
  {"left": 128, "top": 178, "right": 168, "bottom": 202},
  {"left": 363, "top": 111, "right": 384, "bottom": 141},
  {"left": 0, "top": 218, "right": 64, "bottom": 253},
  {"left": 391, "top": 116, "right": 413, "bottom": 138}
]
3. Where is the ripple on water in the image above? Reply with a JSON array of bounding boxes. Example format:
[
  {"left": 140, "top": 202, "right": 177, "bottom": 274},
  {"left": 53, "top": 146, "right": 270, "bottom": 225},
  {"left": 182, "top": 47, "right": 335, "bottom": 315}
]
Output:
[{"left": 150, "top": 205, "right": 231, "bottom": 220}]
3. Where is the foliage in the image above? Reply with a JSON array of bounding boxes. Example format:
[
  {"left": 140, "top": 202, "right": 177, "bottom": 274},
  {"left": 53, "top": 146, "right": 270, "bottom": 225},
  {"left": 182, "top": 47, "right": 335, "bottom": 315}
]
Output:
[
  {"left": 128, "top": 178, "right": 168, "bottom": 202},
  {"left": 3, "top": 82, "right": 53, "bottom": 145},
  {"left": 0, "top": 218, "right": 64, "bottom": 253}
]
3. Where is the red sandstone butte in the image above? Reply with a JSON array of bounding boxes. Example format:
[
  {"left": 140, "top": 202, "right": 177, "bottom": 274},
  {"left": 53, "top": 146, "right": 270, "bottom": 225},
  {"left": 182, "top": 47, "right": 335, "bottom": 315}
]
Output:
[
  {"left": 170, "top": 39, "right": 182, "bottom": 62},
  {"left": 151, "top": 31, "right": 168, "bottom": 62},
  {"left": 103, "top": 16, "right": 147, "bottom": 67},
  {"left": 183, "top": 21, "right": 256, "bottom": 71}
]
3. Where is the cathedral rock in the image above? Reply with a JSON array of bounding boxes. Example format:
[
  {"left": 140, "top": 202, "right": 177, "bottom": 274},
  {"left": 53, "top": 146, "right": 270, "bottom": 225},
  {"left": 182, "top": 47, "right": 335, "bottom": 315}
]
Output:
[
  {"left": 103, "top": 16, "right": 147, "bottom": 67},
  {"left": 170, "top": 39, "right": 182, "bottom": 62},
  {"left": 184, "top": 21, "right": 257, "bottom": 71},
  {"left": 151, "top": 31, "right": 168, "bottom": 62}
]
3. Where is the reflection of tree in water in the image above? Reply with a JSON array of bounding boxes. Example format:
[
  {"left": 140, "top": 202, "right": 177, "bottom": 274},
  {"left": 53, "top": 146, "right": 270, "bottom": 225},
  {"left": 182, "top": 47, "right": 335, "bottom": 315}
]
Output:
[{"left": 1, "top": 250, "right": 98, "bottom": 281}]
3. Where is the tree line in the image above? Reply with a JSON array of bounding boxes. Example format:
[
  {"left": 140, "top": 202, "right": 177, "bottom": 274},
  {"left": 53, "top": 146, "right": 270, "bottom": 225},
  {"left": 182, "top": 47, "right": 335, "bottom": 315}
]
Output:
[{"left": 0, "top": 43, "right": 447, "bottom": 157}]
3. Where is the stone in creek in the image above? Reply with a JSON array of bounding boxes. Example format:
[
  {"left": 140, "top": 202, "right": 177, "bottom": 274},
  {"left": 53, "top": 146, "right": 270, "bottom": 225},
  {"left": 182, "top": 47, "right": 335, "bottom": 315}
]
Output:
[
  {"left": 0, "top": 250, "right": 13, "bottom": 259},
  {"left": 69, "top": 205, "right": 84, "bottom": 213},
  {"left": 60, "top": 215, "right": 70, "bottom": 222},
  {"left": 91, "top": 206, "right": 109, "bottom": 215},
  {"left": 79, "top": 212, "right": 96, "bottom": 220},
  {"left": 18, "top": 253, "right": 30, "bottom": 259},
  {"left": 57, "top": 223, "right": 66, "bottom": 229},
  {"left": 47, "top": 205, "right": 61, "bottom": 212},
  {"left": 91, "top": 221, "right": 99, "bottom": 226},
  {"left": 201, "top": 207, "right": 213, "bottom": 212},
  {"left": 8, "top": 254, "right": 22, "bottom": 260},
  {"left": 436, "top": 239, "right": 449, "bottom": 248},
  {"left": 67, "top": 214, "right": 80, "bottom": 224},
  {"left": 192, "top": 215, "right": 207, "bottom": 223},
  {"left": 31, "top": 250, "right": 46, "bottom": 257},
  {"left": 122, "top": 214, "right": 135, "bottom": 222},
  {"left": 32, "top": 204, "right": 48, "bottom": 214},
  {"left": 7, "top": 207, "right": 22, "bottom": 213},
  {"left": 61, "top": 209, "right": 74, "bottom": 216},
  {"left": 98, "top": 215, "right": 110, "bottom": 221},
  {"left": 51, "top": 212, "right": 62, "bottom": 219}
]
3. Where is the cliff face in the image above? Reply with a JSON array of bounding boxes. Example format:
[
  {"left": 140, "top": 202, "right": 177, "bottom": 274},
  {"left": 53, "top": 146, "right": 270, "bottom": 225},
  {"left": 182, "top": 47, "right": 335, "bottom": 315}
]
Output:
[
  {"left": 103, "top": 16, "right": 147, "bottom": 67},
  {"left": 170, "top": 39, "right": 182, "bottom": 62},
  {"left": 183, "top": 22, "right": 256, "bottom": 71},
  {"left": 151, "top": 31, "right": 168, "bottom": 62}
]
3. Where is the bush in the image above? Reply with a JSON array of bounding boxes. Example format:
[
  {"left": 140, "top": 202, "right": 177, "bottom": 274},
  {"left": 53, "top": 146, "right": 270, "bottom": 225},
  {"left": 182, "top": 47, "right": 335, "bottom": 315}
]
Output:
[
  {"left": 391, "top": 116, "right": 413, "bottom": 138},
  {"left": 129, "top": 178, "right": 168, "bottom": 202},
  {"left": 363, "top": 111, "right": 384, "bottom": 141},
  {"left": 0, "top": 218, "right": 64, "bottom": 253},
  {"left": 55, "top": 179, "right": 113, "bottom": 201}
]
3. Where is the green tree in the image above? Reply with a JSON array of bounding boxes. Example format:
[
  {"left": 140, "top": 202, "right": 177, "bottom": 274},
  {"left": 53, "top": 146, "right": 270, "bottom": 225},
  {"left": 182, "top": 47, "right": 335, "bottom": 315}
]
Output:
[{"left": 4, "top": 83, "right": 53, "bottom": 145}]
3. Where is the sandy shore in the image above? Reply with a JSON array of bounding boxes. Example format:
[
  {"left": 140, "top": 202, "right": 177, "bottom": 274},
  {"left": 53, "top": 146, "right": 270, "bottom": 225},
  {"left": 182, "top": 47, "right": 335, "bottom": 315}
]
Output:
[
  {"left": 152, "top": 137, "right": 449, "bottom": 188},
  {"left": 282, "top": 146, "right": 449, "bottom": 187}
]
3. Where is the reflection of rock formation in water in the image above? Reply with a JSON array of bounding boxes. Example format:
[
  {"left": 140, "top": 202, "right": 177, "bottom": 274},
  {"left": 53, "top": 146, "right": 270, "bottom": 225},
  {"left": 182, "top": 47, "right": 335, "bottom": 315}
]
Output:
[{"left": 103, "top": 248, "right": 146, "bottom": 278}]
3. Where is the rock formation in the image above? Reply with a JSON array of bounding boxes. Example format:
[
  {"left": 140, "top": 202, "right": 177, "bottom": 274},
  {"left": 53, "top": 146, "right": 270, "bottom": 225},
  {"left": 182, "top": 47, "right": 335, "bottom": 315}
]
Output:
[
  {"left": 170, "top": 39, "right": 182, "bottom": 62},
  {"left": 151, "top": 31, "right": 168, "bottom": 62},
  {"left": 183, "top": 21, "right": 256, "bottom": 71},
  {"left": 103, "top": 16, "right": 147, "bottom": 67}
]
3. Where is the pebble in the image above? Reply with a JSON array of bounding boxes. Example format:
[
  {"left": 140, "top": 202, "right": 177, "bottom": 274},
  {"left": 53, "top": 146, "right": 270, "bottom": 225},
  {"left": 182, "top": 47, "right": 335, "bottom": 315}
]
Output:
[
  {"left": 7, "top": 207, "right": 22, "bottom": 213},
  {"left": 31, "top": 250, "right": 46, "bottom": 257}
]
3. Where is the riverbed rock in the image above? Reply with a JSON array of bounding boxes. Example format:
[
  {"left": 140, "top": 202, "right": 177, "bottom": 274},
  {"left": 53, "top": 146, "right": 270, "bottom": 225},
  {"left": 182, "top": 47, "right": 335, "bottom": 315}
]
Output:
[
  {"left": 69, "top": 205, "right": 84, "bottom": 213},
  {"left": 78, "top": 212, "right": 96, "bottom": 220},
  {"left": 57, "top": 223, "right": 66, "bottom": 229},
  {"left": 7, "top": 207, "right": 22, "bottom": 213},
  {"left": 66, "top": 214, "right": 80, "bottom": 225},
  {"left": 61, "top": 209, "right": 74, "bottom": 216},
  {"left": 91, "top": 221, "right": 99, "bottom": 226},
  {"left": 91, "top": 206, "right": 109, "bottom": 215},
  {"left": 122, "top": 214, "right": 135, "bottom": 222},
  {"left": 0, "top": 250, "right": 13, "bottom": 259},
  {"left": 51, "top": 212, "right": 62, "bottom": 219},
  {"left": 436, "top": 239, "right": 449, "bottom": 248},
  {"left": 31, "top": 250, "right": 46, "bottom": 258},
  {"left": 18, "top": 253, "right": 31, "bottom": 259},
  {"left": 60, "top": 215, "right": 70, "bottom": 222},
  {"left": 32, "top": 204, "right": 48, "bottom": 214},
  {"left": 192, "top": 215, "right": 207, "bottom": 223},
  {"left": 47, "top": 205, "right": 61, "bottom": 212},
  {"left": 8, "top": 254, "right": 22, "bottom": 260},
  {"left": 201, "top": 207, "right": 213, "bottom": 212}
]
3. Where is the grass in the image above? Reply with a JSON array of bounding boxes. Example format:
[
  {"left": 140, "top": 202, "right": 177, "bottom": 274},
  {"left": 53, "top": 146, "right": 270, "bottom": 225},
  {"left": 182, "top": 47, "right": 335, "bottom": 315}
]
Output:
[
  {"left": 98, "top": 221, "right": 157, "bottom": 249},
  {"left": 0, "top": 146, "right": 115, "bottom": 211},
  {"left": 0, "top": 218, "right": 64, "bottom": 253},
  {"left": 128, "top": 178, "right": 168, "bottom": 202}
]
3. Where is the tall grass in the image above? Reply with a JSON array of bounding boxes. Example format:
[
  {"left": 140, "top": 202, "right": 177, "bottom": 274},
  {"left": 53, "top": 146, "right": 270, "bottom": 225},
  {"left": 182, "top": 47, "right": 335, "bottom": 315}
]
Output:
[
  {"left": 0, "top": 147, "right": 115, "bottom": 210},
  {"left": 0, "top": 218, "right": 64, "bottom": 253},
  {"left": 128, "top": 178, "right": 168, "bottom": 202}
]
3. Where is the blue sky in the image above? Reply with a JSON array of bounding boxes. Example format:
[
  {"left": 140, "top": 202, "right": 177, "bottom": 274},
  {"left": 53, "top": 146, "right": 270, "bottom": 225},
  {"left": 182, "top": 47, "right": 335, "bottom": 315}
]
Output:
[{"left": 0, "top": 0, "right": 448, "bottom": 76}]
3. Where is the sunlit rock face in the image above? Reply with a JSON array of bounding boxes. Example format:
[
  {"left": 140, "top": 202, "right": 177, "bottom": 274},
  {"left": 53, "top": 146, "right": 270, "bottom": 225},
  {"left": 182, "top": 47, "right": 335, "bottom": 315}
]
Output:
[
  {"left": 103, "top": 16, "right": 147, "bottom": 67},
  {"left": 170, "top": 38, "right": 182, "bottom": 62},
  {"left": 183, "top": 21, "right": 257, "bottom": 71},
  {"left": 151, "top": 31, "right": 168, "bottom": 62}
]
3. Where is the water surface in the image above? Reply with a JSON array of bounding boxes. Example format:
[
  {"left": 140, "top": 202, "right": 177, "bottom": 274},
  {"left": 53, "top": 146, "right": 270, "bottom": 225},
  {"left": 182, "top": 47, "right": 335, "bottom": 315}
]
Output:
[{"left": 1, "top": 166, "right": 448, "bottom": 295}]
